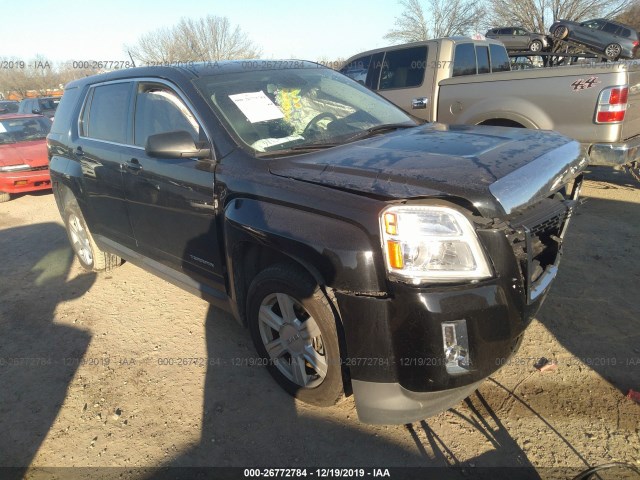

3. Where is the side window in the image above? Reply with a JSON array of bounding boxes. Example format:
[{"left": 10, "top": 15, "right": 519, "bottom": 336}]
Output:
[
  {"left": 133, "top": 83, "right": 200, "bottom": 148},
  {"left": 621, "top": 28, "right": 632, "bottom": 38},
  {"left": 476, "top": 46, "right": 490, "bottom": 74},
  {"left": 490, "top": 44, "right": 511, "bottom": 72},
  {"left": 453, "top": 43, "right": 477, "bottom": 77},
  {"left": 379, "top": 46, "right": 428, "bottom": 90},
  {"left": 602, "top": 23, "right": 619, "bottom": 34},
  {"left": 340, "top": 55, "right": 371, "bottom": 85},
  {"left": 82, "top": 82, "right": 132, "bottom": 143},
  {"left": 515, "top": 29, "right": 526, "bottom": 35},
  {"left": 583, "top": 20, "right": 605, "bottom": 30}
]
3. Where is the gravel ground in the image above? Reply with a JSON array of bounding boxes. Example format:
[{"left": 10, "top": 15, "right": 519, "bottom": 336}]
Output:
[{"left": 0, "top": 167, "right": 638, "bottom": 480}]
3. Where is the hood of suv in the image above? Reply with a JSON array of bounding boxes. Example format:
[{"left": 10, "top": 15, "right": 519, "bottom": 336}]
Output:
[{"left": 269, "top": 123, "right": 587, "bottom": 217}]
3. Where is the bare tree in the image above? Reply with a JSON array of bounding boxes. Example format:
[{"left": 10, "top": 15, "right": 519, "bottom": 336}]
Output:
[
  {"left": 615, "top": 0, "right": 640, "bottom": 30},
  {"left": 489, "top": 0, "right": 632, "bottom": 33},
  {"left": 127, "top": 15, "right": 261, "bottom": 64},
  {"left": 385, "top": 0, "right": 486, "bottom": 43}
]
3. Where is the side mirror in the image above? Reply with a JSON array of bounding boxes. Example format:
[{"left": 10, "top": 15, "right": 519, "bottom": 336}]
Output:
[
  {"left": 32, "top": 108, "right": 41, "bottom": 114},
  {"left": 145, "top": 130, "right": 211, "bottom": 159}
]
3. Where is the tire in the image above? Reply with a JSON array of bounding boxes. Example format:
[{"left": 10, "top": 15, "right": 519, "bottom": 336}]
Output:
[
  {"left": 530, "top": 40, "right": 543, "bottom": 52},
  {"left": 605, "top": 43, "right": 622, "bottom": 60},
  {"left": 247, "top": 264, "right": 344, "bottom": 406},
  {"left": 0, "top": 192, "right": 10, "bottom": 203},
  {"left": 553, "top": 26, "right": 569, "bottom": 40},
  {"left": 63, "top": 202, "right": 122, "bottom": 272}
]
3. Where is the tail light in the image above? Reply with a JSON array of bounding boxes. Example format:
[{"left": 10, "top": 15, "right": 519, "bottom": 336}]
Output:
[{"left": 595, "top": 85, "right": 628, "bottom": 123}]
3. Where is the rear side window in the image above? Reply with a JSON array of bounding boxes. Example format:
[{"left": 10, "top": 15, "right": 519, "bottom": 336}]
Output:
[
  {"left": 82, "top": 82, "right": 132, "bottom": 143},
  {"left": 50, "top": 87, "right": 80, "bottom": 134},
  {"left": 379, "top": 46, "right": 427, "bottom": 90},
  {"left": 476, "top": 46, "right": 490, "bottom": 74},
  {"left": 453, "top": 44, "right": 477, "bottom": 77},
  {"left": 621, "top": 28, "right": 632, "bottom": 38},
  {"left": 490, "top": 44, "right": 511, "bottom": 72},
  {"left": 602, "top": 23, "right": 619, "bottom": 34}
]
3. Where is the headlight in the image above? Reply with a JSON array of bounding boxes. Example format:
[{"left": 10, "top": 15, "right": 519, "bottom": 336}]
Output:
[
  {"left": 0, "top": 164, "right": 30, "bottom": 172},
  {"left": 380, "top": 205, "right": 492, "bottom": 283}
]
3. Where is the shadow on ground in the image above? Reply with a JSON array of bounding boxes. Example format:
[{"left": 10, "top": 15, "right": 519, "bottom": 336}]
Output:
[{"left": 0, "top": 223, "right": 96, "bottom": 480}]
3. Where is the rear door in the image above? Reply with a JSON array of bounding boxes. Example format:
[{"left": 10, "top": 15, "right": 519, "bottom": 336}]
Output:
[
  {"left": 75, "top": 81, "right": 136, "bottom": 247},
  {"left": 120, "top": 80, "right": 224, "bottom": 282}
]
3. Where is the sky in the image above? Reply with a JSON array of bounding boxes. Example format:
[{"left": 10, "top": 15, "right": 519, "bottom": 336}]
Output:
[{"left": 1, "top": 0, "right": 405, "bottom": 63}]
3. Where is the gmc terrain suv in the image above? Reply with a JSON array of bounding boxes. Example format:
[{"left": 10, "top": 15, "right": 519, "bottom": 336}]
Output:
[{"left": 47, "top": 62, "right": 586, "bottom": 424}]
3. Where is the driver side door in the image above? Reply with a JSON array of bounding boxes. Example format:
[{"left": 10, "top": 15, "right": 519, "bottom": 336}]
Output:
[{"left": 121, "top": 81, "right": 225, "bottom": 285}]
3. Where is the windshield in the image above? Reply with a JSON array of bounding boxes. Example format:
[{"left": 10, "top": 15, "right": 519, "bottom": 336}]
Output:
[
  {"left": 0, "top": 102, "right": 19, "bottom": 114},
  {"left": 194, "top": 66, "right": 416, "bottom": 154},
  {"left": 0, "top": 117, "right": 52, "bottom": 144}
]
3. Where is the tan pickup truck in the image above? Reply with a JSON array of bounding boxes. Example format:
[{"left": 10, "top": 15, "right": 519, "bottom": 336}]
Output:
[{"left": 341, "top": 37, "right": 640, "bottom": 171}]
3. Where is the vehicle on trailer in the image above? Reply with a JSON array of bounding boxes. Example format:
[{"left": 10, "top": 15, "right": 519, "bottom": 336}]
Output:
[
  {"left": 549, "top": 18, "right": 640, "bottom": 60},
  {"left": 48, "top": 61, "right": 585, "bottom": 424},
  {"left": 486, "top": 27, "right": 550, "bottom": 52}
]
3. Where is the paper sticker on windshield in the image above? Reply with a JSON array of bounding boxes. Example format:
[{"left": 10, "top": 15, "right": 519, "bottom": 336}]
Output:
[
  {"left": 571, "top": 77, "right": 600, "bottom": 91},
  {"left": 229, "top": 91, "right": 284, "bottom": 123},
  {"left": 0, "top": 123, "right": 6, "bottom": 133}
]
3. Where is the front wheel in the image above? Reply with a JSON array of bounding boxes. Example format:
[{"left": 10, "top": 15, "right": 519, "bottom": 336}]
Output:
[
  {"left": 247, "top": 264, "right": 344, "bottom": 406},
  {"left": 63, "top": 202, "right": 122, "bottom": 271},
  {"left": 530, "top": 40, "right": 543, "bottom": 52}
]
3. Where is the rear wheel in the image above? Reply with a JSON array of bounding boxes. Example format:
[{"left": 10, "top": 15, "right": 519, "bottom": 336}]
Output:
[
  {"left": 0, "top": 192, "right": 10, "bottom": 203},
  {"left": 63, "top": 202, "right": 122, "bottom": 271},
  {"left": 553, "top": 26, "right": 569, "bottom": 40},
  {"left": 605, "top": 43, "right": 622, "bottom": 60},
  {"left": 247, "top": 264, "right": 344, "bottom": 406},
  {"left": 530, "top": 40, "right": 543, "bottom": 52}
]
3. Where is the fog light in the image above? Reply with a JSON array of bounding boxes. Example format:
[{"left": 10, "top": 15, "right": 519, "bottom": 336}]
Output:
[{"left": 442, "top": 320, "right": 470, "bottom": 375}]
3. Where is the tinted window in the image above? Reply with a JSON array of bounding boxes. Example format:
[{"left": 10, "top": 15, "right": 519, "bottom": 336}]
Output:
[
  {"left": 134, "top": 84, "right": 200, "bottom": 147},
  {"left": 476, "top": 46, "right": 490, "bottom": 74},
  {"left": 582, "top": 19, "right": 605, "bottom": 29},
  {"left": 602, "top": 23, "right": 619, "bottom": 34},
  {"left": 490, "top": 44, "right": 511, "bottom": 72},
  {"left": 367, "top": 52, "right": 385, "bottom": 89},
  {"left": 340, "top": 55, "right": 371, "bottom": 85},
  {"left": 50, "top": 87, "right": 80, "bottom": 134},
  {"left": 84, "top": 82, "right": 131, "bottom": 143},
  {"left": 453, "top": 43, "right": 477, "bottom": 77},
  {"left": 0, "top": 101, "right": 18, "bottom": 114},
  {"left": 621, "top": 28, "right": 632, "bottom": 38},
  {"left": 498, "top": 28, "right": 512, "bottom": 35},
  {"left": 38, "top": 98, "right": 59, "bottom": 110},
  {"left": 379, "top": 46, "right": 427, "bottom": 90}
]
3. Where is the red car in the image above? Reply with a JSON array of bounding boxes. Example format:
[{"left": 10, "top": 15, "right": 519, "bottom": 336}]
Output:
[{"left": 0, "top": 113, "right": 52, "bottom": 203}]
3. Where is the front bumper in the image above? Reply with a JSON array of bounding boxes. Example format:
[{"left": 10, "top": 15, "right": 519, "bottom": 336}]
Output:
[
  {"left": 0, "top": 169, "right": 51, "bottom": 194},
  {"left": 587, "top": 138, "right": 640, "bottom": 167}
]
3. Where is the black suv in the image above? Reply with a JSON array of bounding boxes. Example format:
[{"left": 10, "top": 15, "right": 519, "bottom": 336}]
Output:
[{"left": 47, "top": 62, "right": 586, "bottom": 424}]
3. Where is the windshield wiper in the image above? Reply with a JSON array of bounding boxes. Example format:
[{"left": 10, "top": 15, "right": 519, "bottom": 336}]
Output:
[
  {"left": 255, "top": 143, "right": 338, "bottom": 158},
  {"left": 343, "top": 123, "right": 416, "bottom": 143}
]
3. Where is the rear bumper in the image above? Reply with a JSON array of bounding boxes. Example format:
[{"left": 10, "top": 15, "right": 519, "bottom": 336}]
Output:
[
  {"left": 0, "top": 169, "right": 51, "bottom": 194},
  {"left": 587, "top": 138, "right": 640, "bottom": 167}
]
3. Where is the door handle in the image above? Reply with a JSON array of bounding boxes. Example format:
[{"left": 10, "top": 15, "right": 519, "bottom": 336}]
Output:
[
  {"left": 412, "top": 97, "right": 429, "bottom": 109},
  {"left": 124, "top": 158, "right": 142, "bottom": 171}
]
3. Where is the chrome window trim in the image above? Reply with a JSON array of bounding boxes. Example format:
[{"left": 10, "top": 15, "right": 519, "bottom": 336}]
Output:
[{"left": 77, "top": 77, "right": 215, "bottom": 159}]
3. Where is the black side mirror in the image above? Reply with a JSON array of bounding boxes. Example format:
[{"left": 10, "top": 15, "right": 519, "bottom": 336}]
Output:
[
  {"left": 32, "top": 108, "right": 41, "bottom": 114},
  {"left": 145, "top": 130, "right": 211, "bottom": 159}
]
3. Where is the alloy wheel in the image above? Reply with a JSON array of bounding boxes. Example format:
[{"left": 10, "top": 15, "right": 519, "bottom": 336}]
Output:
[{"left": 68, "top": 213, "right": 93, "bottom": 266}]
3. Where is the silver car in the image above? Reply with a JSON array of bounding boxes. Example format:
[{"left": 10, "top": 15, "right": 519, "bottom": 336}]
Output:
[
  {"left": 550, "top": 18, "right": 639, "bottom": 60},
  {"left": 486, "top": 27, "right": 549, "bottom": 52}
]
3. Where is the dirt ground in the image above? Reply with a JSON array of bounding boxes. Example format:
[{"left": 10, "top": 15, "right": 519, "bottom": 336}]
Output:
[{"left": 0, "top": 167, "right": 638, "bottom": 480}]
